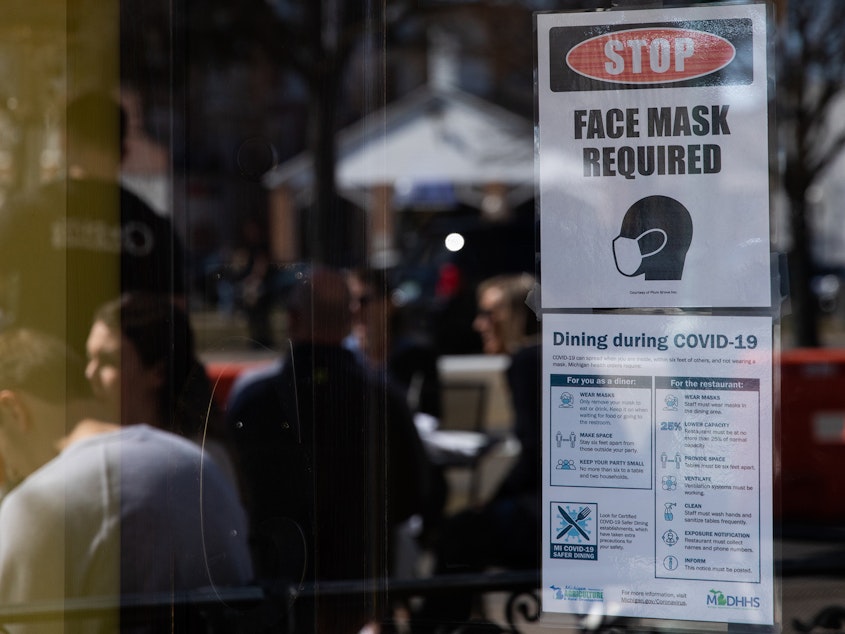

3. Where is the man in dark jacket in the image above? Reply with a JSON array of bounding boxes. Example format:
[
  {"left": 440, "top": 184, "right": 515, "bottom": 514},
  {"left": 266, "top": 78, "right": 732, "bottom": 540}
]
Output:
[
  {"left": 0, "top": 92, "right": 185, "bottom": 359},
  {"left": 226, "top": 266, "right": 432, "bottom": 633}
]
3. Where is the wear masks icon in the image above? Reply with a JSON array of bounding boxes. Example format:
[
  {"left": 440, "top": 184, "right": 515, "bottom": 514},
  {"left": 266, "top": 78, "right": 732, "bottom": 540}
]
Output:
[{"left": 613, "top": 228, "right": 667, "bottom": 277}]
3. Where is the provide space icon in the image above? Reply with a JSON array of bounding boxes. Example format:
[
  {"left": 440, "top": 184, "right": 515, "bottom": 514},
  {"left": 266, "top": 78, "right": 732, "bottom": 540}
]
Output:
[{"left": 661, "top": 452, "right": 682, "bottom": 469}]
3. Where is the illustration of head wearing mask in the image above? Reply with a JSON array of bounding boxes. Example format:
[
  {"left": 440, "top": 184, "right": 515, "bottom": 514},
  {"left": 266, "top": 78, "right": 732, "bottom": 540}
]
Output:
[{"left": 612, "top": 195, "right": 693, "bottom": 281}]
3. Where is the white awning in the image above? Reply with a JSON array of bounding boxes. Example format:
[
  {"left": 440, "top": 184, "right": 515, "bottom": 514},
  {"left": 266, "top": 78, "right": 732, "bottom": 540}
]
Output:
[{"left": 264, "top": 87, "right": 534, "bottom": 195}]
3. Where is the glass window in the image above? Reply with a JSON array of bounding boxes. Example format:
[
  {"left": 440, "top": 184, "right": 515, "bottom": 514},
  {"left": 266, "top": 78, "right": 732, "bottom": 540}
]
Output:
[{"left": 1, "top": 1, "right": 845, "bottom": 633}]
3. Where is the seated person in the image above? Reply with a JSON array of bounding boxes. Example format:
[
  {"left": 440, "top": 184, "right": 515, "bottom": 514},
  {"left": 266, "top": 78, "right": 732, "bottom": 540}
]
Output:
[
  {"left": 226, "top": 266, "right": 433, "bottom": 633},
  {"left": 414, "top": 273, "right": 541, "bottom": 631},
  {"left": 346, "top": 268, "right": 448, "bottom": 545},
  {"left": 87, "top": 293, "right": 239, "bottom": 485},
  {"left": 0, "top": 329, "right": 252, "bottom": 634},
  {"left": 347, "top": 267, "right": 443, "bottom": 418}
]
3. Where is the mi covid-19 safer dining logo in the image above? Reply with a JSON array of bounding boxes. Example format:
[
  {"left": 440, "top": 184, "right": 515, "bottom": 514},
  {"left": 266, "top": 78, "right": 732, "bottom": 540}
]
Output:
[
  {"left": 551, "top": 502, "right": 598, "bottom": 560},
  {"left": 549, "top": 19, "right": 753, "bottom": 92}
]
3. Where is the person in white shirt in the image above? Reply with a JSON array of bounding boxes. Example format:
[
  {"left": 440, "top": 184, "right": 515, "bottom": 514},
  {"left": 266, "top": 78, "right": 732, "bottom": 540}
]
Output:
[{"left": 0, "top": 328, "right": 252, "bottom": 633}]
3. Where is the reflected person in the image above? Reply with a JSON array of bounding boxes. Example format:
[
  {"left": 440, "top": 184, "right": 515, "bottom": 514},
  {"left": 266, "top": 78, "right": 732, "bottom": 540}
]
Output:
[
  {"left": 0, "top": 329, "right": 252, "bottom": 634},
  {"left": 86, "top": 293, "right": 239, "bottom": 485},
  {"left": 0, "top": 92, "right": 185, "bottom": 360},
  {"left": 227, "top": 266, "right": 432, "bottom": 633},
  {"left": 414, "top": 273, "right": 541, "bottom": 631}
]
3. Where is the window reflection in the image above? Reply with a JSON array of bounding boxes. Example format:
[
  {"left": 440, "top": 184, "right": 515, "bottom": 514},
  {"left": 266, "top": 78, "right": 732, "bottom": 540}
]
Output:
[{"left": 0, "top": 0, "right": 843, "bottom": 632}]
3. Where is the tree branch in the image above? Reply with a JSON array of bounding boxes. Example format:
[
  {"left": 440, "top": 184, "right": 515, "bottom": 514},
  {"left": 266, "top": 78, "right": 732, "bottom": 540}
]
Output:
[{"left": 813, "top": 130, "right": 845, "bottom": 180}]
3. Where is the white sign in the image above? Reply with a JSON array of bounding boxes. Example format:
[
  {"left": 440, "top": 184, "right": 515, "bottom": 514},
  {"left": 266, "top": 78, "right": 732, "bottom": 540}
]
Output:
[
  {"left": 537, "top": 4, "right": 771, "bottom": 308},
  {"left": 542, "top": 313, "right": 773, "bottom": 625}
]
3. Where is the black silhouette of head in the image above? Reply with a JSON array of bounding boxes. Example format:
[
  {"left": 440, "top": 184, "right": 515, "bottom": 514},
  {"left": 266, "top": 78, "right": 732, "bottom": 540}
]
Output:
[{"left": 612, "top": 196, "right": 693, "bottom": 281}]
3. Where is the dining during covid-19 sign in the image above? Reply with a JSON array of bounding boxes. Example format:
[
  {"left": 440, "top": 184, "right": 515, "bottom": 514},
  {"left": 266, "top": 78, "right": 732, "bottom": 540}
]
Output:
[
  {"left": 537, "top": 3, "right": 772, "bottom": 310},
  {"left": 540, "top": 312, "right": 774, "bottom": 626}
]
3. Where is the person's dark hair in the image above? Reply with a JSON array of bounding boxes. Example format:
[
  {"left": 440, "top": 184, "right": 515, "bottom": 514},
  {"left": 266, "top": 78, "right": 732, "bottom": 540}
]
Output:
[
  {"left": 356, "top": 267, "right": 392, "bottom": 300},
  {"left": 353, "top": 266, "right": 415, "bottom": 335},
  {"left": 0, "top": 329, "right": 88, "bottom": 404},
  {"left": 94, "top": 293, "right": 219, "bottom": 437}
]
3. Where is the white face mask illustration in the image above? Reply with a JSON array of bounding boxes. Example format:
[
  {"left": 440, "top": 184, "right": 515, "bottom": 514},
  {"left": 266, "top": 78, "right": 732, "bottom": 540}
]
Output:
[{"left": 612, "top": 228, "right": 667, "bottom": 277}]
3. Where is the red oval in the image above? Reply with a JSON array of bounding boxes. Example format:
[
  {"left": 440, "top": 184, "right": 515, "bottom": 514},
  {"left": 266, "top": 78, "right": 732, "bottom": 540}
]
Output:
[{"left": 566, "top": 27, "right": 736, "bottom": 84}]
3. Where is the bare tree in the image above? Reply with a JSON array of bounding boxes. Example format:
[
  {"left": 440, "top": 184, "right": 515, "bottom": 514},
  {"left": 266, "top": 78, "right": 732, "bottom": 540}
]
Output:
[
  {"left": 181, "top": 0, "right": 424, "bottom": 265},
  {"left": 779, "top": 0, "right": 845, "bottom": 346}
]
